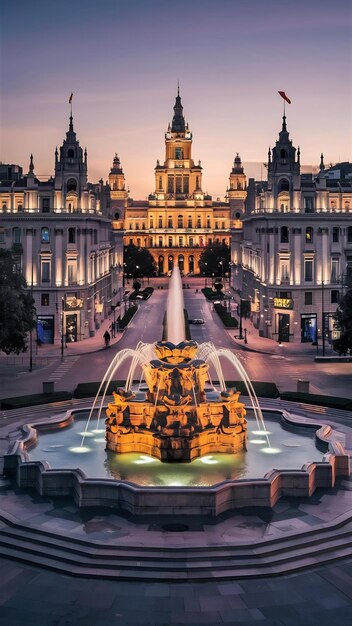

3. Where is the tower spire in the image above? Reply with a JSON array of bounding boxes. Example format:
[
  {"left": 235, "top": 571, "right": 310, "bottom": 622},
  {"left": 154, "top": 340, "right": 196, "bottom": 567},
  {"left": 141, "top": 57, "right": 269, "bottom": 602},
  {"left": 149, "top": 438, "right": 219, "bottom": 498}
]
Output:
[
  {"left": 28, "top": 153, "right": 34, "bottom": 177},
  {"left": 171, "top": 85, "right": 185, "bottom": 132},
  {"left": 320, "top": 153, "right": 325, "bottom": 171}
]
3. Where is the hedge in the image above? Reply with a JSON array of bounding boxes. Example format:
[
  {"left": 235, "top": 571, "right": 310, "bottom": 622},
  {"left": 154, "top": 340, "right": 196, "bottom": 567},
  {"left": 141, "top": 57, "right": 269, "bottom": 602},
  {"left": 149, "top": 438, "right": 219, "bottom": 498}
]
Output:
[
  {"left": 280, "top": 391, "right": 352, "bottom": 411},
  {"left": 73, "top": 381, "right": 131, "bottom": 398},
  {"left": 119, "top": 305, "right": 138, "bottom": 328},
  {"left": 214, "top": 303, "right": 238, "bottom": 328},
  {"left": 202, "top": 287, "right": 224, "bottom": 301},
  {"left": 224, "top": 381, "right": 280, "bottom": 398},
  {"left": 0, "top": 391, "right": 73, "bottom": 410}
]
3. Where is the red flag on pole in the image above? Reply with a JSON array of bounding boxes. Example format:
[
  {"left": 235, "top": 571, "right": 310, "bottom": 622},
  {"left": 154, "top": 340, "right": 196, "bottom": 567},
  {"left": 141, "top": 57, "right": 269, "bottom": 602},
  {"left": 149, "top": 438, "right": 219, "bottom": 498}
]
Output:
[
  {"left": 69, "top": 93, "right": 73, "bottom": 104},
  {"left": 278, "top": 91, "right": 291, "bottom": 104}
]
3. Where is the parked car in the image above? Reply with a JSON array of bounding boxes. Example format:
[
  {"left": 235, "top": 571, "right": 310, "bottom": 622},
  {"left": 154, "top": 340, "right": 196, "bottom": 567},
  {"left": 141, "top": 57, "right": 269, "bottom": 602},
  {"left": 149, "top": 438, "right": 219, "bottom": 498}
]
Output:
[{"left": 189, "top": 318, "right": 205, "bottom": 325}]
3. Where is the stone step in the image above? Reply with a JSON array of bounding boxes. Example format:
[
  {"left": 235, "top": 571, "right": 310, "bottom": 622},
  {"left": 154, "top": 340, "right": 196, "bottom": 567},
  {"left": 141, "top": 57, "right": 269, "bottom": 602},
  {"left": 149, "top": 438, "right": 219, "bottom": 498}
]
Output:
[
  {"left": 0, "top": 541, "right": 351, "bottom": 581},
  {"left": 1, "top": 513, "right": 352, "bottom": 564},
  {"left": 0, "top": 526, "right": 351, "bottom": 576}
]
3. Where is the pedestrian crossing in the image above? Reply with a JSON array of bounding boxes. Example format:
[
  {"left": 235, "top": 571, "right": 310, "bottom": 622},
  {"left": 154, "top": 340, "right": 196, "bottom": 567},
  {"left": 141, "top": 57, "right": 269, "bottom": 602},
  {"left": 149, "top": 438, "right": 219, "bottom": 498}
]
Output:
[{"left": 47, "top": 356, "right": 80, "bottom": 382}]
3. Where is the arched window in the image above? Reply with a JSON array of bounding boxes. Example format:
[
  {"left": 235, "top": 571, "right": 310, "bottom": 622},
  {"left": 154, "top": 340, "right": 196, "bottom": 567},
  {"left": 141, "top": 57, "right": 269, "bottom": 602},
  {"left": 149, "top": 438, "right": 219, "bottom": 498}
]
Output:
[
  {"left": 188, "top": 215, "right": 192, "bottom": 228},
  {"left": 159, "top": 176, "right": 162, "bottom": 190},
  {"left": 114, "top": 211, "right": 120, "bottom": 220},
  {"left": 178, "top": 255, "right": 184, "bottom": 272},
  {"left": 158, "top": 255, "right": 164, "bottom": 275},
  {"left": 305, "top": 227, "right": 313, "bottom": 243},
  {"left": 177, "top": 215, "right": 183, "bottom": 228},
  {"left": 280, "top": 149, "right": 287, "bottom": 159},
  {"left": 189, "top": 255, "right": 194, "bottom": 273},
  {"left": 235, "top": 211, "right": 241, "bottom": 220},
  {"left": 168, "top": 255, "right": 174, "bottom": 271},
  {"left": 68, "top": 227, "right": 75, "bottom": 244},
  {"left": 278, "top": 179, "right": 289, "bottom": 193},
  {"left": 67, "top": 149, "right": 74, "bottom": 158},
  {"left": 66, "top": 178, "right": 77, "bottom": 192},
  {"left": 280, "top": 226, "right": 289, "bottom": 243},
  {"left": 168, "top": 215, "right": 173, "bottom": 228},
  {"left": 41, "top": 227, "right": 50, "bottom": 243}
]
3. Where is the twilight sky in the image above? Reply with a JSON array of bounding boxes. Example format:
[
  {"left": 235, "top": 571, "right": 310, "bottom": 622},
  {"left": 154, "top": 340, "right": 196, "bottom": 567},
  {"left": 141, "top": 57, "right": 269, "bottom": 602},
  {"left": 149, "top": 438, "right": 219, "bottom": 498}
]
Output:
[{"left": 1, "top": 0, "right": 351, "bottom": 199}]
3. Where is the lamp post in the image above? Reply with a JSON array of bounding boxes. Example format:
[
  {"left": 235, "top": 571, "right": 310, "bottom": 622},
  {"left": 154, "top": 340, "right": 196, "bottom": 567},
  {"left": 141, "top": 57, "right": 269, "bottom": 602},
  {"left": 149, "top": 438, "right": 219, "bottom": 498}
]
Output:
[
  {"left": 321, "top": 280, "right": 325, "bottom": 357},
  {"left": 61, "top": 296, "right": 65, "bottom": 360},
  {"left": 29, "top": 255, "right": 34, "bottom": 372},
  {"left": 238, "top": 299, "right": 244, "bottom": 340}
]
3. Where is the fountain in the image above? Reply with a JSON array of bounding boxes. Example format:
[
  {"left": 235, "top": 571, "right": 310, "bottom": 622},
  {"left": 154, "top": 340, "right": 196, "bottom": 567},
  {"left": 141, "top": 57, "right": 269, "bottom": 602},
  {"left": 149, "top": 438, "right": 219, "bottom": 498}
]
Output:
[
  {"left": 104, "top": 267, "right": 247, "bottom": 461},
  {"left": 3, "top": 267, "right": 350, "bottom": 515}
]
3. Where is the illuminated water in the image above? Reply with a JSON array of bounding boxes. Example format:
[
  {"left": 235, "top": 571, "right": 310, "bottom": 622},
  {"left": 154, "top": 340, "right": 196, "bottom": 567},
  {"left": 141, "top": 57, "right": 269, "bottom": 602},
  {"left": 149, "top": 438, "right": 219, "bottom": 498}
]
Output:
[{"left": 28, "top": 410, "right": 325, "bottom": 487}]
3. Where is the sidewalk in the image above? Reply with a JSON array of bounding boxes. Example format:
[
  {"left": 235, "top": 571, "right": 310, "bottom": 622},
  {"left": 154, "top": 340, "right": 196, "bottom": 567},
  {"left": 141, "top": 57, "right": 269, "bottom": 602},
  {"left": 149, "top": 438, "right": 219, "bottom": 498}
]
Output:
[
  {"left": 228, "top": 317, "right": 327, "bottom": 357},
  {"left": 0, "top": 315, "right": 126, "bottom": 364}
]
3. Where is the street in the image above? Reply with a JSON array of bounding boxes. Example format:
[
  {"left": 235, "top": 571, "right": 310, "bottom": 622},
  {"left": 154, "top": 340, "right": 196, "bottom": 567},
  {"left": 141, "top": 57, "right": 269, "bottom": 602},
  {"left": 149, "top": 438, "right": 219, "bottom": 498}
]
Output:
[{"left": 0, "top": 278, "right": 351, "bottom": 400}]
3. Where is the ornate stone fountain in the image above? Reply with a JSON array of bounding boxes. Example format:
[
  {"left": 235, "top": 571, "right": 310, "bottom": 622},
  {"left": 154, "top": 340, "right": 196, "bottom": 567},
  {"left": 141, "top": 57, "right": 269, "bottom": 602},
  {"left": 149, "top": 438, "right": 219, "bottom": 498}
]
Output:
[{"left": 105, "top": 339, "right": 247, "bottom": 461}]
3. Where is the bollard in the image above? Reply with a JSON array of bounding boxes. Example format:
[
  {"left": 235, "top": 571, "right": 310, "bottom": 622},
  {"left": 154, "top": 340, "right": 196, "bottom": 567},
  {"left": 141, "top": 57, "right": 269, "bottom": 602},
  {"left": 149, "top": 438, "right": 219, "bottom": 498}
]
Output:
[
  {"left": 297, "top": 380, "right": 309, "bottom": 393},
  {"left": 43, "top": 381, "right": 55, "bottom": 393}
]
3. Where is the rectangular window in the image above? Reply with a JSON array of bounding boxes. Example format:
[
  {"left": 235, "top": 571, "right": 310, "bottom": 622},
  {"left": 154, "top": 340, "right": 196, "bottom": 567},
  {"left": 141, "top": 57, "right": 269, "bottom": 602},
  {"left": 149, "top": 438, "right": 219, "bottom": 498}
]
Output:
[
  {"left": 150, "top": 217, "right": 153, "bottom": 228},
  {"left": 158, "top": 237, "right": 163, "bottom": 247},
  {"left": 167, "top": 176, "right": 174, "bottom": 194},
  {"left": 189, "top": 237, "right": 194, "bottom": 246},
  {"left": 331, "top": 290, "right": 339, "bottom": 304},
  {"left": 215, "top": 222, "right": 219, "bottom": 229},
  {"left": 280, "top": 260, "right": 290, "bottom": 283},
  {"left": 304, "top": 259, "right": 313, "bottom": 282},
  {"left": 206, "top": 219, "right": 211, "bottom": 228},
  {"left": 158, "top": 216, "right": 163, "bottom": 228},
  {"left": 135, "top": 223, "right": 139, "bottom": 230},
  {"left": 67, "top": 259, "right": 77, "bottom": 285},
  {"left": 175, "top": 147, "right": 183, "bottom": 160},
  {"left": 304, "top": 197, "right": 314, "bottom": 213},
  {"left": 175, "top": 176, "right": 182, "bottom": 194},
  {"left": 42, "top": 197, "right": 50, "bottom": 213},
  {"left": 13, "top": 228, "right": 21, "bottom": 243},
  {"left": 331, "top": 259, "right": 339, "bottom": 283},
  {"left": 41, "top": 293, "right": 50, "bottom": 306},
  {"left": 197, "top": 216, "right": 201, "bottom": 228},
  {"left": 41, "top": 260, "right": 51, "bottom": 283},
  {"left": 188, "top": 216, "right": 192, "bottom": 228},
  {"left": 179, "top": 236, "right": 183, "bottom": 246},
  {"left": 304, "top": 292, "right": 313, "bottom": 305},
  {"left": 183, "top": 176, "right": 189, "bottom": 194},
  {"left": 332, "top": 227, "right": 339, "bottom": 243},
  {"left": 168, "top": 237, "right": 173, "bottom": 247}
]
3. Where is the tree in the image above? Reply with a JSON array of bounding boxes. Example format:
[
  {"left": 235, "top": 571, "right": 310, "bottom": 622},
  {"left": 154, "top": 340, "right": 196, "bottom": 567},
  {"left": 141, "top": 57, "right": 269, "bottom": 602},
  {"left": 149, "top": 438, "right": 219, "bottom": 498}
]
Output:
[
  {"left": 198, "top": 243, "right": 230, "bottom": 277},
  {"left": 123, "top": 244, "right": 156, "bottom": 278},
  {"left": 0, "top": 250, "right": 36, "bottom": 354},
  {"left": 333, "top": 288, "right": 352, "bottom": 355}
]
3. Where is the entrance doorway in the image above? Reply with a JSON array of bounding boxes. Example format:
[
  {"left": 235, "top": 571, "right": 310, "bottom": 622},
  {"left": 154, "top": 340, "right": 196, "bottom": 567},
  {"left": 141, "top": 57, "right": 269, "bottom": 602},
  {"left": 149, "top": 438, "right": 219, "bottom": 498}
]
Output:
[
  {"left": 278, "top": 313, "right": 290, "bottom": 342},
  {"left": 37, "top": 316, "right": 54, "bottom": 344},
  {"left": 168, "top": 255, "right": 174, "bottom": 272},
  {"left": 189, "top": 255, "right": 194, "bottom": 273},
  {"left": 301, "top": 314, "right": 317, "bottom": 343},
  {"left": 178, "top": 254, "right": 184, "bottom": 273},
  {"left": 66, "top": 314, "right": 77, "bottom": 342}
]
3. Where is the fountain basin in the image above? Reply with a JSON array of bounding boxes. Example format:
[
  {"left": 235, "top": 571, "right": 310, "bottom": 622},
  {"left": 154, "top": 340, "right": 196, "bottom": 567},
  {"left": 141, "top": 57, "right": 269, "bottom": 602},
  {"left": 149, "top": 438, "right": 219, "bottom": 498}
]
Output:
[{"left": 4, "top": 407, "right": 350, "bottom": 516}]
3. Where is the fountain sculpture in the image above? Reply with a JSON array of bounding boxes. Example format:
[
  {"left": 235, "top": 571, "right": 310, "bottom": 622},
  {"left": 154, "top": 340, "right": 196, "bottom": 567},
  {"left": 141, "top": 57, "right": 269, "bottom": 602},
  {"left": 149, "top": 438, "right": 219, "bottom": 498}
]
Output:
[{"left": 105, "top": 268, "right": 247, "bottom": 461}]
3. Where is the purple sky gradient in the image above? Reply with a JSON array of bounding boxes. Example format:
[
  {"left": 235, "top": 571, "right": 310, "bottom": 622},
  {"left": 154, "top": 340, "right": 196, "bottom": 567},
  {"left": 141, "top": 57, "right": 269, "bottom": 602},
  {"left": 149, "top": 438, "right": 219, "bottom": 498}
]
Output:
[{"left": 0, "top": 0, "right": 351, "bottom": 199}]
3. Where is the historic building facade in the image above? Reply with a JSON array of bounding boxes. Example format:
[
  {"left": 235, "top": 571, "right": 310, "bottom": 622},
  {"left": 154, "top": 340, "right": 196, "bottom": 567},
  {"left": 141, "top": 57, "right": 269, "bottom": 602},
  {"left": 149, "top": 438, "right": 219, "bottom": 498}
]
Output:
[
  {"left": 0, "top": 114, "right": 124, "bottom": 344},
  {"left": 232, "top": 115, "right": 352, "bottom": 344},
  {"left": 123, "top": 89, "right": 245, "bottom": 275}
]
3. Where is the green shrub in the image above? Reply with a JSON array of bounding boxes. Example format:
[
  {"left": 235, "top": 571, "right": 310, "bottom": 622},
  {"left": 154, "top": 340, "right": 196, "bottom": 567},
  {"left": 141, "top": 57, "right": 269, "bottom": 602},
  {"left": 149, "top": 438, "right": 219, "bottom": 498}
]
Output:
[
  {"left": 73, "top": 381, "right": 129, "bottom": 398},
  {"left": 214, "top": 303, "right": 238, "bottom": 328},
  {"left": 202, "top": 287, "right": 224, "bottom": 301},
  {"left": 119, "top": 305, "right": 138, "bottom": 328},
  {"left": 0, "top": 392, "right": 72, "bottom": 410},
  {"left": 225, "top": 381, "right": 280, "bottom": 398},
  {"left": 280, "top": 391, "right": 352, "bottom": 411}
]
